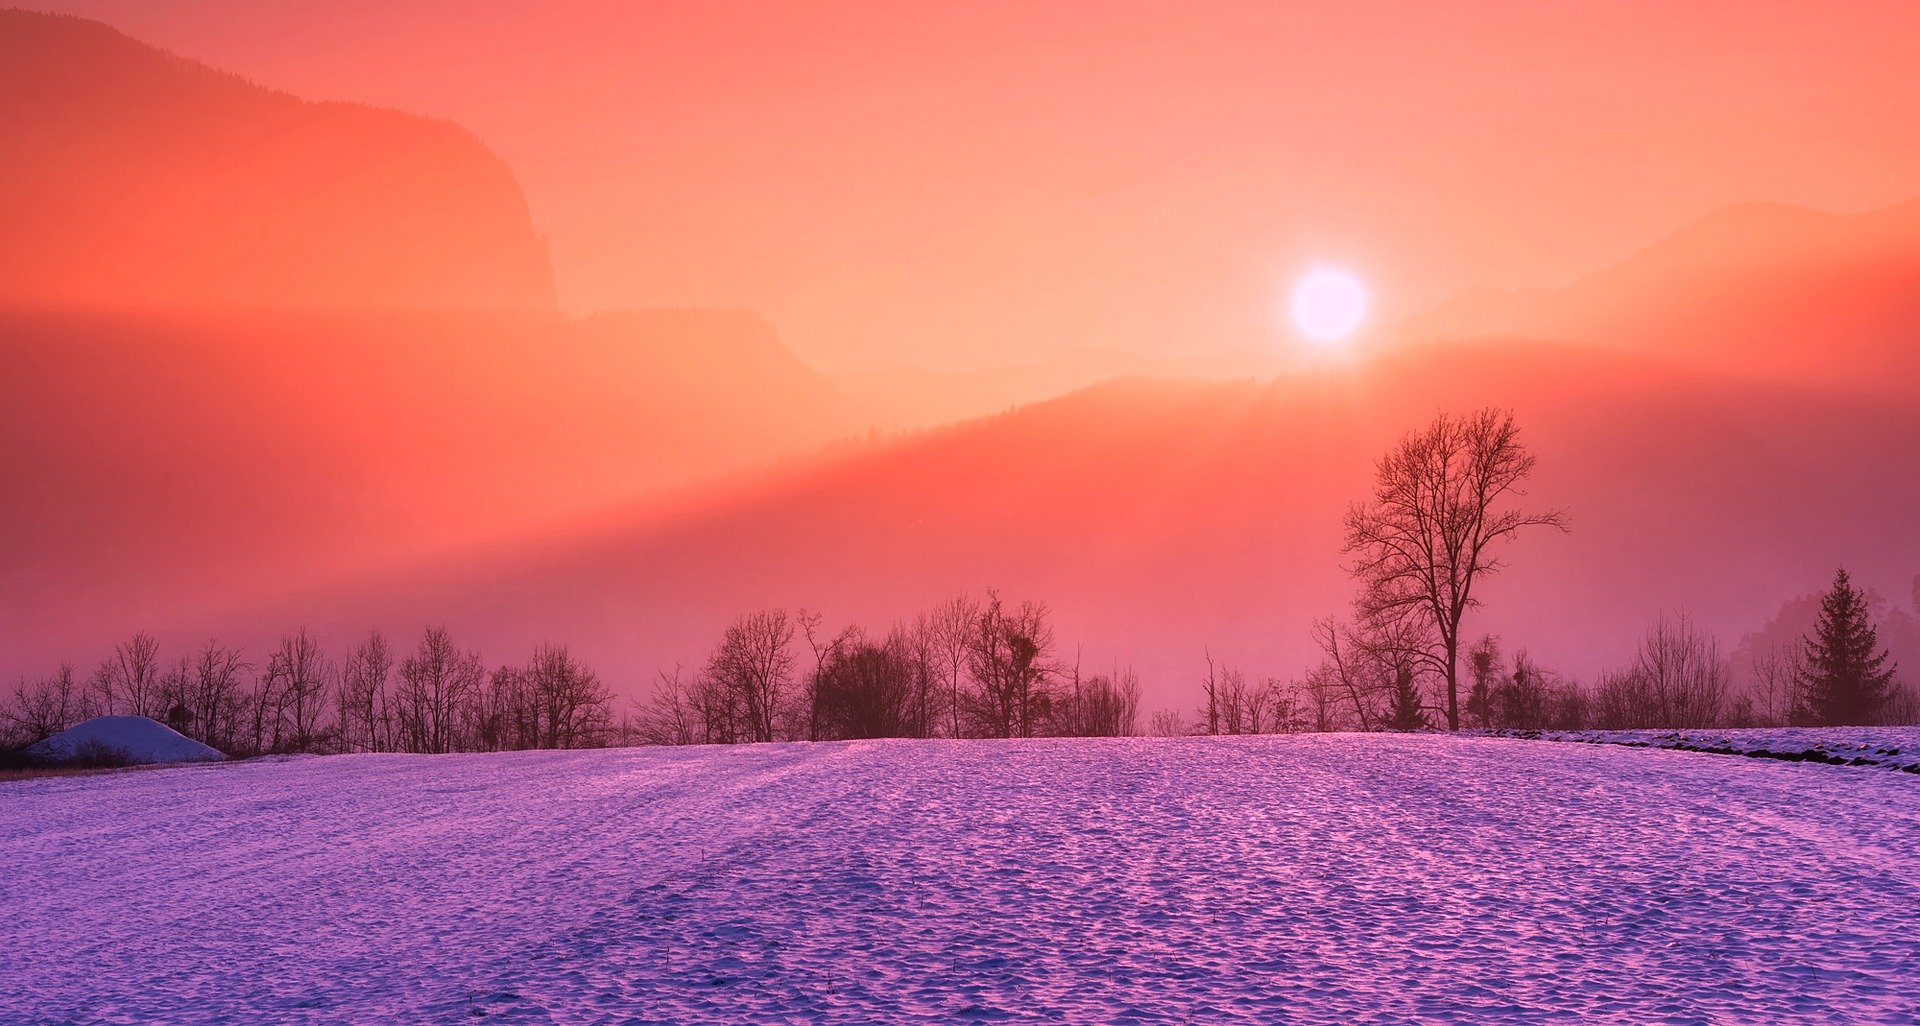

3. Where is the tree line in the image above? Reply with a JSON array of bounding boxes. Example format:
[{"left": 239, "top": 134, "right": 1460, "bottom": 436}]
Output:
[
  {"left": 2, "top": 592, "right": 1148, "bottom": 758},
  {"left": 7, "top": 408, "right": 1912, "bottom": 758},
  {"left": 1243, "top": 407, "right": 1912, "bottom": 735},
  {"left": 2, "top": 626, "right": 616, "bottom": 757},
  {"left": 634, "top": 593, "right": 1142, "bottom": 745},
  {"left": 1184, "top": 588, "right": 1910, "bottom": 738}
]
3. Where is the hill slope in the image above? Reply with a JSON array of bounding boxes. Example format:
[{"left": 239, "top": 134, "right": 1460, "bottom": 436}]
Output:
[
  {"left": 0, "top": 306, "right": 866, "bottom": 658},
  {"left": 1404, "top": 198, "right": 1920, "bottom": 392},
  {"left": 148, "top": 339, "right": 1920, "bottom": 706}
]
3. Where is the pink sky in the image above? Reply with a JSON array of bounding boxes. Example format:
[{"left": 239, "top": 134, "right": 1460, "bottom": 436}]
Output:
[{"left": 21, "top": 1, "right": 1920, "bottom": 370}]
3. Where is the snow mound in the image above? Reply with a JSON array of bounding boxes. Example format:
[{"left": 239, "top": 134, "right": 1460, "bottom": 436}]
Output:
[{"left": 25, "top": 715, "right": 225, "bottom": 765}]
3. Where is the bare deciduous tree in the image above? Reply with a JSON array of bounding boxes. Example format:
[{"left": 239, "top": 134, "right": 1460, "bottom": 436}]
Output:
[
  {"left": 1311, "top": 618, "right": 1389, "bottom": 731},
  {"left": 3, "top": 664, "right": 89, "bottom": 748},
  {"left": 928, "top": 593, "right": 981, "bottom": 738},
  {"left": 1463, "top": 635, "right": 1502, "bottom": 731},
  {"left": 263, "top": 629, "right": 331, "bottom": 753},
  {"left": 1343, "top": 409, "right": 1566, "bottom": 729},
  {"left": 93, "top": 632, "right": 162, "bottom": 718},
  {"left": 1293, "top": 665, "right": 1341, "bottom": 732},
  {"left": 808, "top": 628, "right": 922, "bottom": 740},
  {"left": 337, "top": 630, "right": 394, "bottom": 754},
  {"left": 527, "top": 641, "right": 613, "bottom": 749},
  {"left": 1149, "top": 708, "right": 1186, "bottom": 737},
  {"left": 964, "top": 593, "right": 1055, "bottom": 738},
  {"left": 705, "top": 609, "right": 797, "bottom": 744},
  {"left": 397, "top": 625, "right": 485, "bottom": 754},
  {"left": 636, "top": 665, "right": 703, "bottom": 746},
  {"left": 1051, "top": 662, "right": 1142, "bottom": 738},
  {"left": 1595, "top": 614, "right": 1730, "bottom": 729},
  {"left": 1749, "top": 641, "right": 1804, "bottom": 728}
]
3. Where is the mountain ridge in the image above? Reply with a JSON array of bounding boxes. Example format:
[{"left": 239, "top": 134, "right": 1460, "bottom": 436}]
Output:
[{"left": 0, "top": 8, "right": 558, "bottom": 313}]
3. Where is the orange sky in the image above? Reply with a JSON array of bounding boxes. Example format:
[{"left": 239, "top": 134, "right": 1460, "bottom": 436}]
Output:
[{"left": 24, "top": 1, "right": 1920, "bottom": 371}]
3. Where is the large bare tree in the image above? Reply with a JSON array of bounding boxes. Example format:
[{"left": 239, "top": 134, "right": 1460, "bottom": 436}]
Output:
[
  {"left": 704, "top": 609, "right": 797, "bottom": 744},
  {"left": 963, "top": 593, "right": 1055, "bottom": 738},
  {"left": 93, "top": 632, "right": 161, "bottom": 718},
  {"left": 397, "top": 625, "right": 485, "bottom": 754},
  {"left": 526, "top": 641, "right": 613, "bottom": 749},
  {"left": 1342, "top": 409, "right": 1566, "bottom": 729},
  {"left": 264, "top": 629, "right": 332, "bottom": 753},
  {"left": 337, "top": 630, "right": 394, "bottom": 754},
  {"left": 927, "top": 593, "right": 981, "bottom": 738}
]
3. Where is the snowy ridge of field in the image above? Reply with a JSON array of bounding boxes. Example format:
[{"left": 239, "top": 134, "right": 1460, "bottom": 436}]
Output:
[
  {"left": 1515, "top": 726, "right": 1920, "bottom": 774},
  {"left": 5, "top": 734, "right": 1919, "bottom": 1024}
]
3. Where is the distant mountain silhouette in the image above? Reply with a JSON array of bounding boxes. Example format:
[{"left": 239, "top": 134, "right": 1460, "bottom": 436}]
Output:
[
  {"left": 0, "top": 14, "right": 880, "bottom": 672},
  {"left": 1404, "top": 198, "right": 1920, "bottom": 392},
  {"left": 0, "top": 10, "right": 557, "bottom": 313}
]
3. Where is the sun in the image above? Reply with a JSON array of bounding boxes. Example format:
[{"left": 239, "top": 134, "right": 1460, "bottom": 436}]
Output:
[{"left": 1290, "top": 269, "right": 1366, "bottom": 343}]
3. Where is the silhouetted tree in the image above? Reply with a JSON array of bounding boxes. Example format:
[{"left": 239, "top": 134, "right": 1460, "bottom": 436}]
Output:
[
  {"left": 1343, "top": 409, "right": 1567, "bottom": 729},
  {"left": 636, "top": 665, "right": 703, "bottom": 745},
  {"left": 337, "top": 630, "right": 394, "bottom": 753},
  {"left": 809, "top": 630, "right": 921, "bottom": 740},
  {"left": 1747, "top": 642, "right": 1804, "bottom": 728},
  {"left": 1594, "top": 614, "right": 1730, "bottom": 729},
  {"left": 182, "top": 640, "right": 249, "bottom": 752},
  {"left": 1312, "top": 620, "right": 1373, "bottom": 730},
  {"left": 1383, "top": 664, "right": 1429, "bottom": 731},
  {"left": 1293, "top": 665, "right": 1341, "bottom": 732},
  {"left": 1051, "top": 663, "right": 1142, "bottom": 737},
  {"left": 1197, "top": 652, "right": 1229, "bottom": 735},
  {"left": 3, "top": 664, "right": 89, "bottom": 749},
  {"left": 964, "top": 593, "right": 1055, "bottom": 738},
  {"left": 397, "top": 625, "right": 485, "bottom": 754},
  {"left": 473, "top": 664, "right": 531, "bottom": 752},
  {"left": 928, "top": 593, "right": 981, "bottom": 738},
  {"left": 892, "top": 619, "right": 943, "bottom": 739},
  {"left": 93, "top": 632, "right": 162, "bottom": 718},
  {"left": 1465, "top": 635, "right": 1501, "bottom": 731},
  {"left": 1495, "top": 650, "right": 1555, "bottom": 730},
  {"left": 705, "top": 609, "right": 796, "bottom": 744},
  {"left": 1795, "top": 569, "right": 1899, "bottom": 726},
  {"left": 526, "top": 642, "right": 613, "bottom": 748},
  {"left": 264, "top": 629, "right": 331, "bottom": 753}
]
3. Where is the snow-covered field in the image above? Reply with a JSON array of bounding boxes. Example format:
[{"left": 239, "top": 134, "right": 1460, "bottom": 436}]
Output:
[
  {"left": 1521, "top": 725, "right": 1920, "bottom": 774},
  {"left": 5, "top": 735, "right": 1918, "bottom": 1024}
]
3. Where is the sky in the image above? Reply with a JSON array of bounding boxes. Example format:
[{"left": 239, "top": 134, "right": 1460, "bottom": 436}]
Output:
[{"left": 22, "top": 0, "right": 1920, "bottom": 372}]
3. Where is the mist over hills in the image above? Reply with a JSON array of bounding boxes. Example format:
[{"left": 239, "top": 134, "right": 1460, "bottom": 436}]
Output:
[
  {"left": 1404, "top": 198, "right": 1920, "bottom": 393},
  {"left": 0, "top": 306, "right": 865, "bottom": 656},
  {"left": 0, "top": 11, "right": 868, "bottom": 672},
  {"left": 4, "top": 10, "right": 1919, "bottom": 714},
  {"left": 155, "top": 339, "right": 1920, "bottom": 709}
]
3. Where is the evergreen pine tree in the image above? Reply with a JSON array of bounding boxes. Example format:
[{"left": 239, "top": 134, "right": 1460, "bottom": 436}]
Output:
[
  {"left": 1385, "top": 665, "right": 1429, "bottom": 731},
  {"left": 1795, "top": 569, "right": 1898, "bottom": 726}
]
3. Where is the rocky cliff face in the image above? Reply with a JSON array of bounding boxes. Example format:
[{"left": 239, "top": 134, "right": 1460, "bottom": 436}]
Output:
[{"left": 0, "top": 10, "right": 558, "bottom": 314}]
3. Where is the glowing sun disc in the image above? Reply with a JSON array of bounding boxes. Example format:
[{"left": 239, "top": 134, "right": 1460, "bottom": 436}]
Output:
[{"left": 1291, "top": 269, "right": 1366, "bottom": 342}]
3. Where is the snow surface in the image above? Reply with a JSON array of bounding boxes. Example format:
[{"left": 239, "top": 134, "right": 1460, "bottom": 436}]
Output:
[
  {"left": 4, "top": 735, "right": 1919, "bottom": 1024},
  {"left": 1524, "top": 726, "right": 1920, "bottom": 774},
  {"left": 24, "top": 715, "right": 225, "bottom": 765}
]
